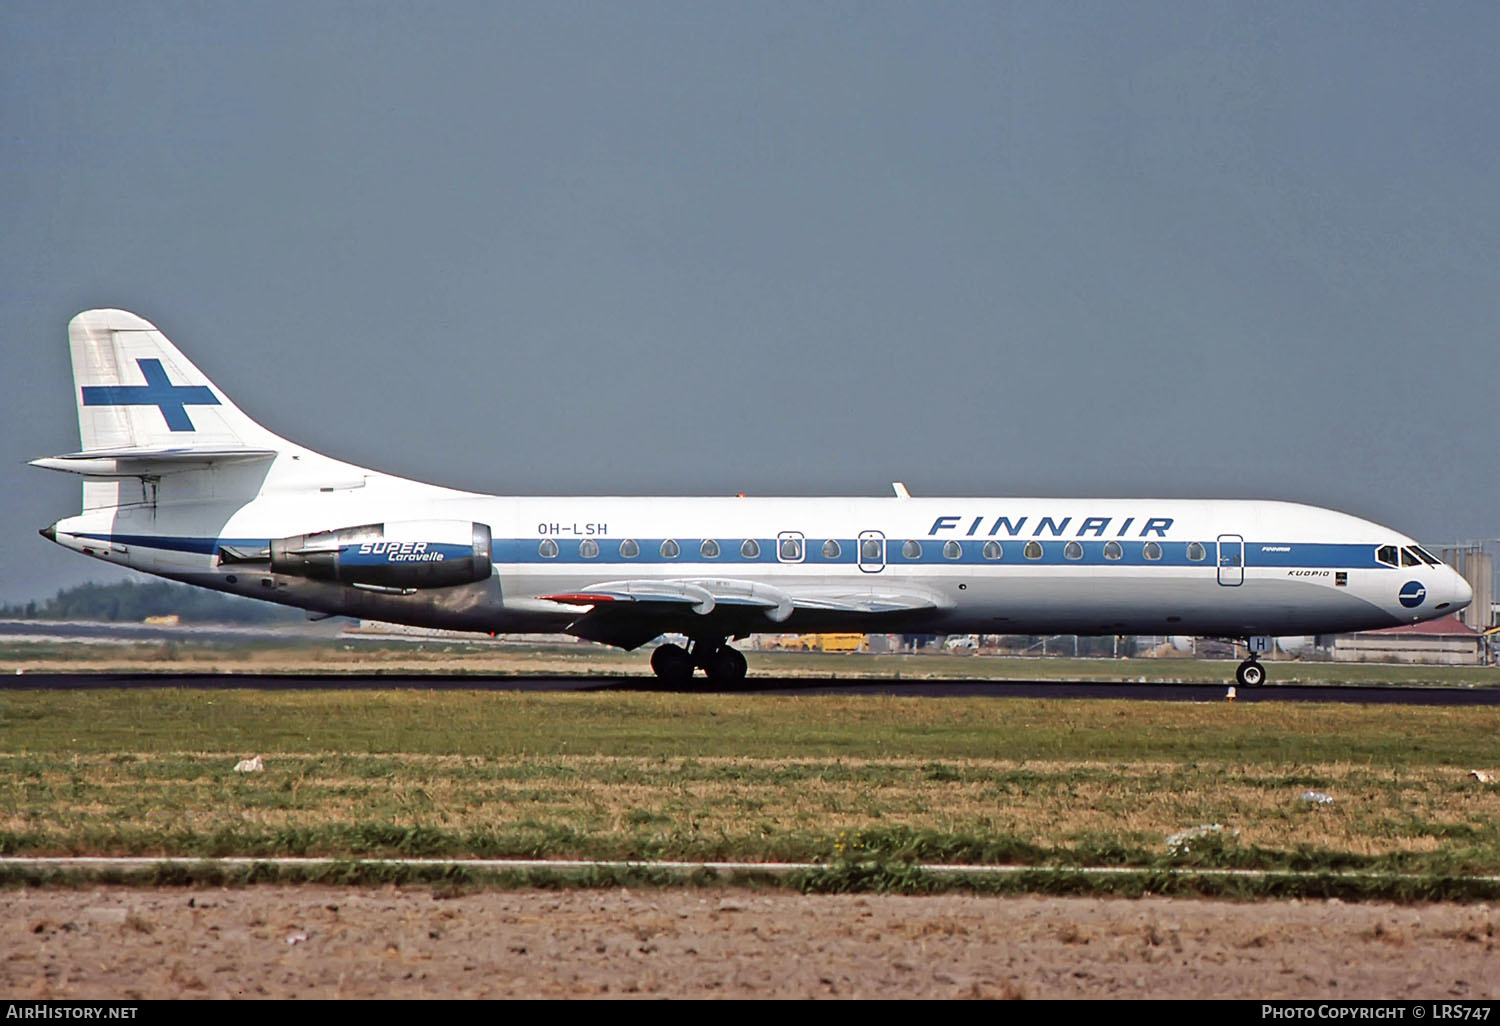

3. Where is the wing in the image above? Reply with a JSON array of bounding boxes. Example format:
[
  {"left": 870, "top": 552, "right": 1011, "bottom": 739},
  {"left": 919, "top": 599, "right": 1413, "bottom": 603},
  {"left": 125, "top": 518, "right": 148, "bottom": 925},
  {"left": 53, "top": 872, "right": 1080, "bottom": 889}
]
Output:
[{"left": 539, "top": 577, "right": 947, "bottom": 650}]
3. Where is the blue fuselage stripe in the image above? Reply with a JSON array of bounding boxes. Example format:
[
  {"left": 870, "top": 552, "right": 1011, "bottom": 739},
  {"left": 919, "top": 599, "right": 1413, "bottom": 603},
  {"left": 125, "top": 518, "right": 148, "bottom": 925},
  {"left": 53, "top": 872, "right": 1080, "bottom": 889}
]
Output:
[{"left": 76, "top": 534, "right": 1391, "bottom": 570}]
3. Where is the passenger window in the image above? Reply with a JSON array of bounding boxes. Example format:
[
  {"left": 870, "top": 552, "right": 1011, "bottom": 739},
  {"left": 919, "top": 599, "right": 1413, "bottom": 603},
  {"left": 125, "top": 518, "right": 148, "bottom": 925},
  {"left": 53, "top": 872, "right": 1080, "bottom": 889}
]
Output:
[
  {"left": 1064, "top": 540, "right": 1084, "bottom": 561},
  {"left": 1187, "top": 542, "right": 1207, "bottom": 562},
  {"left": 619, "top": 539, "right": 639, "bottom": 559},
  {"left": 861, "top": 538, "right": 883, "bottom": 561},
  {"left": 982, "top": 540, "right": 1002, "bottom": 560},
  {"left": 538, "top": 539, "right": 559, "bottom": 559},
  {"left": 1103, "top": 540, "right": 1122, "bottom": 561},
  {"left": 1023, "top": 541, "right": 1043, "bottom": 560},
  {"left": 661, "top": 539, "right": 680, "bottom": 559},
  {"left": 741, "top": 538, "right": 760, "bottom": 559},
  {"left": 901, "top": 540, "right": 923, "bottom": 560},
  {"left": 821, "top": 539, "right": 841, "bottom": 559},
  {"left": 778, "top": 535, "right": 804, "bottom": 561},
  {"left": 700, "top": 539, "right": 720, "bottom": 559},
  {"left": 1376, "top": 545, "right": 1398, "bottom": 567},
  {"left": 579, "top": 539, "right": 599, "bottom": 559},
  {"left": 1401, "top": 547, "right": 1419, "bottom": 567},
  {"left": 1143, "top": 541, "right": 1162, "bottom": 561},
  {"left": 943, "top": 540, "right": 962, "bottom": 560}
]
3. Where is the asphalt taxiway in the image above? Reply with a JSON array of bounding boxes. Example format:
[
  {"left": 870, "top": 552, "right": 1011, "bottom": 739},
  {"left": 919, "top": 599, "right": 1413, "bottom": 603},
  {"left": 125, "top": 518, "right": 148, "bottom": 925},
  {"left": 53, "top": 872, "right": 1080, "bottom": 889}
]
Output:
[{"left": 4, "top": 672, "right": 1499, "bottom": 704}]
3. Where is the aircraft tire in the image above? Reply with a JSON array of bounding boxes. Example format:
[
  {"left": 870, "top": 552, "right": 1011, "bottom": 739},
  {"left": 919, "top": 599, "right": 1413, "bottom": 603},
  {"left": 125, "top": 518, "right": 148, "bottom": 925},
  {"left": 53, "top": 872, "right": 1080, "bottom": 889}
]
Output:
[
  {"left": 703, "top": 646, "right": 748, "bottom": 686},
  {"left": 651, "top": 643, "right": 695, "bottom": 684},
  {"left": 1235, "top": 659, "right": 1265, "bottom": 688}
]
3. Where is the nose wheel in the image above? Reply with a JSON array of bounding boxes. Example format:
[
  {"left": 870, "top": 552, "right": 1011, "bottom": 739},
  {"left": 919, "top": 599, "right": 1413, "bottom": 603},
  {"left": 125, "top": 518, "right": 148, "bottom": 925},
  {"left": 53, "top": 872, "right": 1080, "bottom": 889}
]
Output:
[
  {"left": 1235, "top": 658, "right": 1265, "bottom": 688},
  {"left": 650, "top": 638, "right": 748, "bottom": 686}
]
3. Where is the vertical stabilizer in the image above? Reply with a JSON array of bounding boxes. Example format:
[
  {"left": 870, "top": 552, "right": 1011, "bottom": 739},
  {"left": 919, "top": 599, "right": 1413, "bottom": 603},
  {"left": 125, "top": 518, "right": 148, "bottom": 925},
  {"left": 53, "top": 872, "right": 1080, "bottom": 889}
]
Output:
[{"left": 70, "top": 309, "right": 284, "bottom": 452}]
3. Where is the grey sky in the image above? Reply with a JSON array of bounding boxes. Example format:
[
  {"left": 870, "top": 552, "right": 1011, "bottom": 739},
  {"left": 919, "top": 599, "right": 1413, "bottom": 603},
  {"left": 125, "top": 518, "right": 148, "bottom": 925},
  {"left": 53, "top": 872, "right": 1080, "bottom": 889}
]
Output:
[{"left": 3, "top": 1, "right": 1498, "bottom": 602}]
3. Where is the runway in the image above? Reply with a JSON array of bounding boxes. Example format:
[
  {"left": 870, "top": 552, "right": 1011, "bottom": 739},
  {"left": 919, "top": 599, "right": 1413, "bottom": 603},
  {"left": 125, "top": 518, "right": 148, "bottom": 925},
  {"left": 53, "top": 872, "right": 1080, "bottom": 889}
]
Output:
[{"left": 5, "top": 671, "right": 1499, "bottom": 704}]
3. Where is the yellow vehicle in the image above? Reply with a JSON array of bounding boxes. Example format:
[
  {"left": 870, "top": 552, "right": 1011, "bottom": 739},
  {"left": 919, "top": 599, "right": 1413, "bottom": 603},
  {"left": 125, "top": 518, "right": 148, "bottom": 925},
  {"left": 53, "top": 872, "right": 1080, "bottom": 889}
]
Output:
[
  {"left": 808, "top": 633, "right": 867, "bottom": 653},
  {"left": 755, "top": 633, "right": 868, "bottom": 652}
]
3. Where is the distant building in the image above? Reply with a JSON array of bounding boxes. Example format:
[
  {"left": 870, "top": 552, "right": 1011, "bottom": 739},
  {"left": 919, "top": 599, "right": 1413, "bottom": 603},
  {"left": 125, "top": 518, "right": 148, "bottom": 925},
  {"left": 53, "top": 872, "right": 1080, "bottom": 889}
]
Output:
[{"left": 1330, "top": 614, "right": 1483, "bottom": 665}]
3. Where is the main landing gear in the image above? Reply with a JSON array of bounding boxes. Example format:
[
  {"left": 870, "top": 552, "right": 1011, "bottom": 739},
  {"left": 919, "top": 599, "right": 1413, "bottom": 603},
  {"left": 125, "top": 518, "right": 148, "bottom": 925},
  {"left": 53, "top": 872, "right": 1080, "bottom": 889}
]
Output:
[
  {"left": 1235, "top": 658, "right": 1265, "bottom": 688},
  {"left": 650, "top": 638, "right": 748, "bottom": 686}
]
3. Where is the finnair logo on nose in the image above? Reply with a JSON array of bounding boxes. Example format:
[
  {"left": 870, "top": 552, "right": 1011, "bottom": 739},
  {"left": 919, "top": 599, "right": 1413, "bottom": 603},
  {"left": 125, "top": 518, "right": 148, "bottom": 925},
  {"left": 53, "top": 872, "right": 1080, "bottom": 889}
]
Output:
[
  {"left": 1399, "top": 580, "right": 1426, "bottom": 608},
  {"left": 80, "top": 358, "right": 220, "bottom": 432}
]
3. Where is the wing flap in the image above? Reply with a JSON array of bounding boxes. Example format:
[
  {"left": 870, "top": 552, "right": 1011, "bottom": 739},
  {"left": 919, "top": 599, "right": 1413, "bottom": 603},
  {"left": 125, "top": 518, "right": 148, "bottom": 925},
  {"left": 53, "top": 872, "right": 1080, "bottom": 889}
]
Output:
[{"left": 539, "top": 579, "right": 718, "bottom": 614}]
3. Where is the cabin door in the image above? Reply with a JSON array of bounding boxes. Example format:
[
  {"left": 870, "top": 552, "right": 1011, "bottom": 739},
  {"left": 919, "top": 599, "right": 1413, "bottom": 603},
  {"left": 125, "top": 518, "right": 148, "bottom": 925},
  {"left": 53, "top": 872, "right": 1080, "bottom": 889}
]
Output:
[{"left": 1217, "top": 534, "right": 1245, "bottom": 586}]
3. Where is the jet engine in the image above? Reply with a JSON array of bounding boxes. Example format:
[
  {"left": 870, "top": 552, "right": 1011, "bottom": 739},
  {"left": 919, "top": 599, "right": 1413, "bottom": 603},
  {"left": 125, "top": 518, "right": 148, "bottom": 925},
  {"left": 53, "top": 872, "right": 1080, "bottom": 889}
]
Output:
[{"left": 224, "top": 520, "right": 492, "bottom": 590}]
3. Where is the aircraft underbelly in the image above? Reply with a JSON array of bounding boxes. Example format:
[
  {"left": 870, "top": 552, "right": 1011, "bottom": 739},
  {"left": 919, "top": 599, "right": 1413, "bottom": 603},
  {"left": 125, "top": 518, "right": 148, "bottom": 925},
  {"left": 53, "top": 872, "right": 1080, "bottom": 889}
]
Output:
[{"left": 496, "top": 565, "right": 1398, "bottom": 639}]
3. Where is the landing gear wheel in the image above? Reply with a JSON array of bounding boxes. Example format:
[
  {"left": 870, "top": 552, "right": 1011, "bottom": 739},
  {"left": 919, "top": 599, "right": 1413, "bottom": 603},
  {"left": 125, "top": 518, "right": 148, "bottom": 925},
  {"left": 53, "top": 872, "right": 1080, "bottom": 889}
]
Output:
[
  {"left": 650, "top": 643, "right": 694, "bottom": 685},
  {"left": 703, "top": 645, "right": 748, "bottom": 686},
  {"left": 1235, "top": 659, "right": 1265, "bottom": 688}
]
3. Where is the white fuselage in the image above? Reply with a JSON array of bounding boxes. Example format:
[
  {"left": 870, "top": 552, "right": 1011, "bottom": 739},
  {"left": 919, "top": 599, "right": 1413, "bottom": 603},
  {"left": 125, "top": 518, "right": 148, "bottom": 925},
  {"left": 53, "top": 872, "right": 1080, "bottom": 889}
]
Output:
[{"left": 46, "top": 460, "right": 1474, "bottom": 646}]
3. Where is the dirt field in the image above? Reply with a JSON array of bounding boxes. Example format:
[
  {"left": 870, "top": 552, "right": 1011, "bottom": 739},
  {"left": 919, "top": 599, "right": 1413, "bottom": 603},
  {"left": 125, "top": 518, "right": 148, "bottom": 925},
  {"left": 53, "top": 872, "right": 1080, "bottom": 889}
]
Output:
[{"left": 3, "top": 887, "right": 1496, "bottom": 999}]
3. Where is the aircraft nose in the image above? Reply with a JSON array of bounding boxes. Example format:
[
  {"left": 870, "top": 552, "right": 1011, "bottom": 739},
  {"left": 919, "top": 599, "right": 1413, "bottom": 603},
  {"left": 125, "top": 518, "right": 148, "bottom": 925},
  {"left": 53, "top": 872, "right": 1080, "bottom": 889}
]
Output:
[{"left": 1452, "top": 569, "right": 1474, "bottom": 612}]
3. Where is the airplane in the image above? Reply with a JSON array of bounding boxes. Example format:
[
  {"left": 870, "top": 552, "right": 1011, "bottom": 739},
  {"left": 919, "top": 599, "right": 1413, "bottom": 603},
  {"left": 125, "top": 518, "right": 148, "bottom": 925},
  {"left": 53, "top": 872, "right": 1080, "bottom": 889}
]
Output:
[{"left": 32, "top": 309, "right": 1473, "bottom": 688}]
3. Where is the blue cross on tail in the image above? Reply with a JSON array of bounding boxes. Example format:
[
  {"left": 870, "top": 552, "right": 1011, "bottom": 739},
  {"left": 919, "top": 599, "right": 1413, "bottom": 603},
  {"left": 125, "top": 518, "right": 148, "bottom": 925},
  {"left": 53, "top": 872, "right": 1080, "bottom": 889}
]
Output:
[{"left": 80, "top": 358, "right": 221, "bottom": 432}]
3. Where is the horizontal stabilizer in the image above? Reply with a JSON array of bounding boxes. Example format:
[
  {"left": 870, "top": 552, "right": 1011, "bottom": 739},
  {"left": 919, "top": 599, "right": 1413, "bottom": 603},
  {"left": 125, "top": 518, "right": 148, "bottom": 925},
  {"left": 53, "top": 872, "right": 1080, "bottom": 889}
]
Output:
[{"left": 29, "top": 446, "right": 277, "bottom": 477}]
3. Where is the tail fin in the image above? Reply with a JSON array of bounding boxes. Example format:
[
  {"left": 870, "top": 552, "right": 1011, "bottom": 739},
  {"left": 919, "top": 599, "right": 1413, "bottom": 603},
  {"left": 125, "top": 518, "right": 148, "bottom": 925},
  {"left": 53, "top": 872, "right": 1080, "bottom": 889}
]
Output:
[{"left": 69, "top": 309, "right": 284, "bottom": 452}]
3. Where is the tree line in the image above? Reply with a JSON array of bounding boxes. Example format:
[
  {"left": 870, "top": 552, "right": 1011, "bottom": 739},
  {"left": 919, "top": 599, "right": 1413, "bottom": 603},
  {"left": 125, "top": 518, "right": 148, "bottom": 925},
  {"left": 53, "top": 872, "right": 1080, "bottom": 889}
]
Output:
[{"left": 2, "top": 580, "right": 300, "bottom": 624}]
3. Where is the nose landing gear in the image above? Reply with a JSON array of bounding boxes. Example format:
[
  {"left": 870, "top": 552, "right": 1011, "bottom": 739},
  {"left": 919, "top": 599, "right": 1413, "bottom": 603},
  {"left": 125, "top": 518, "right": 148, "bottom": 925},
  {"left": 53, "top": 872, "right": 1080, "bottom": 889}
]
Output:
[
  {"left": 1235, "top": 658, "right": 1265, "bottom": 688},
  {"left": 1234, "top": 635, "right": 1273, "bottom": 687},
  {"left": 649, "top": 638, "right": 748, "bottom": 686}
]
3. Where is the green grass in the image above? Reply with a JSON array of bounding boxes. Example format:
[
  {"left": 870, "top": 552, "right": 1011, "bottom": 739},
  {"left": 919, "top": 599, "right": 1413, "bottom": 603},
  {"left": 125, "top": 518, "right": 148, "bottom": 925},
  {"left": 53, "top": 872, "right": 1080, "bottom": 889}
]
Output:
[
  {"left": 2, "top": 687, "right": 1496, "bottom": 762},
  {"left": 5, "top": 633, "right": 1500, "bottom": 687},
  {"left": 2, "top": 688, "right": 1498, "bottom": 898}
]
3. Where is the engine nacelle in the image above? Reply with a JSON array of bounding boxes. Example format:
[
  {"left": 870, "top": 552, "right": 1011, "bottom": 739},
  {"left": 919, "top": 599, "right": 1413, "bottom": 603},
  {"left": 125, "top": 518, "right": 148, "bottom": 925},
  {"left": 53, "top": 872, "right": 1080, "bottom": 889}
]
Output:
[{"left": 268, "top": 520, "right": 492, "bottom": 589}]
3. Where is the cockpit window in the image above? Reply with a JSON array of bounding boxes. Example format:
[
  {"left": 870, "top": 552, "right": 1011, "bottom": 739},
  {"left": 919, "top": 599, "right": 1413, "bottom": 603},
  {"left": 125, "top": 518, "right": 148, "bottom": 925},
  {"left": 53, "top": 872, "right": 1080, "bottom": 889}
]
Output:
[
  {"left": 1401, "top": 547, "right": 1420, "bottom": 568},
  {"left": 1412, "top": 545, "right": 1443, "bottom": 567},
  {"left": 1375, "top": 545, "right": 1398, "bottom": 568}
]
